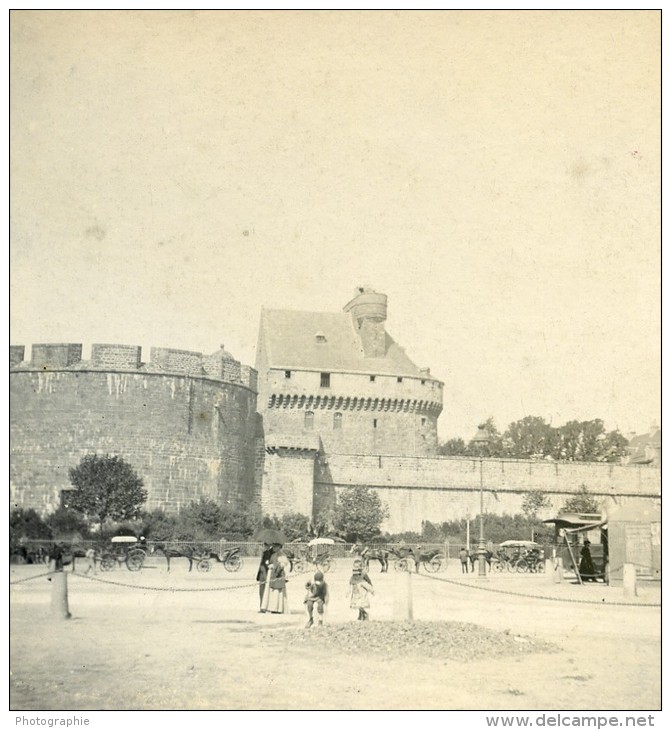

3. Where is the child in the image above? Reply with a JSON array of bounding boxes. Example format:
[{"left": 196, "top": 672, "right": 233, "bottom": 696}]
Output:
[
  {"left": 349, "top": 559, "right": 374, "bottom": 621},
  {"left": 304, "top": 571, "right": 329, "bottom": 628}
]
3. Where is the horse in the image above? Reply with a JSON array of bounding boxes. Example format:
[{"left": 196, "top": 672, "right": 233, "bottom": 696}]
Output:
[
  {"left": 150, "top": 543, "right": 218, "bottom": 572},
  {"left": 468, "top": 549, "right": 493, "bottom": 573},
  {"left": 349, "top": 544, "right": 390, "bottom": 573}
]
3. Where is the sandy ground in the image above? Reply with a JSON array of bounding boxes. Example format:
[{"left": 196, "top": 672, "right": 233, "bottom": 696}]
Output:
[{"left": 9, "top": 558, "right": 661, "bottom": 711}]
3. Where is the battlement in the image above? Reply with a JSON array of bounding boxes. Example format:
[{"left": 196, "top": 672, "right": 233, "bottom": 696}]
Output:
[{"left": 10, "top": 343, "right": 257, "bottom": 389}]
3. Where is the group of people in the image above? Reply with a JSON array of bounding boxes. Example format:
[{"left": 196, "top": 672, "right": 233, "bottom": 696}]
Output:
[{"left": 256, "top": 544, "right": 375, "bottom": 626}]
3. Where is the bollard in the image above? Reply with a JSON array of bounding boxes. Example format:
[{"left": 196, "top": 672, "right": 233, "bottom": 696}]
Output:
[
  {"left": 50, "top": 569, "right": 72, "bottom": 620},
  {"left": 393, "top": 564, "right": 414, "bottom": 621},
  {"left": 623, "top": 563, "right": 638, "bottom": 598},
  {"left": 553, "top": 557, "right": 563, "bottom": 583}
]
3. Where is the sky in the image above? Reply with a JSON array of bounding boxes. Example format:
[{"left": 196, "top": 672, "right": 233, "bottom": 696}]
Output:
[{"left": 9, "top": 10, "right": 661, "bottom": 441}]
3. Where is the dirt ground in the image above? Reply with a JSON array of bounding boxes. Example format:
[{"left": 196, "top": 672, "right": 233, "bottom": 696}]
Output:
[{"left": 9, "top": 558, "right": 661, "bottom": 711}]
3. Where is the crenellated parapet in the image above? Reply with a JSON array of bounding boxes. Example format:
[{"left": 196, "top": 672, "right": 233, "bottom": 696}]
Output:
[{"left": 10, "top": 343, "right": 257, "bottom": 390}]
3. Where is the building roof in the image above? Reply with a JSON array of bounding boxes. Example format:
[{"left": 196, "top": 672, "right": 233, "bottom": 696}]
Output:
[{"left": 259, "top": 308, "right": 432, "bottom": 378}]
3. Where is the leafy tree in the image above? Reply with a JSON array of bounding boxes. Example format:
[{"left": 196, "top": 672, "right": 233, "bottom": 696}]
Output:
[
  {"left": 504, "top": 416, "right": 557, "bottom": 459},
  {"left": 45, "top": 507, "right": 91, "bottom": 539},
  {"left": 334, "top": 486, "right": 389, "bottom": 542},
  {"left": 553, "top": 419, "right": 628, "bottom": 463},
  {"left": 561, "top": 484, "right": 601, "bottom": 514},
  {"left": 10, "top": 508, "right": 51, "bottom": 551},
  {"left": 438, "top": 438, "right": 468, "bottom": 456},
  {"left": 278, "top": 512, "right": 311, "bottom": 541},
  {"left": 219, "top": 503, "right": 261, "bottom": 539},
  {"left": 467, "top": 418, "right": 505, "bottom": 457},
  {"left": 140, "top": 509, "right": 179, "bottom": 541},
  {"left": 521, "top": 489, "right": 552, "bottom": 519},
  {"left": 177, "top": 498, "right": 223, "bottom": 540},
  {"left": 68, "top": 454, "right": 147, "bottom": 535}
]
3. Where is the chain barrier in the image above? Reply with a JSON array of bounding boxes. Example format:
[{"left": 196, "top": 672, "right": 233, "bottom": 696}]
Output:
[
  {"left": 70, "top": 572, "right": 259, "bottom": 593},
  {"left": 415, "top": 570, "right": 661, "bottom": 607},
  {"left": 10, "top": 570, "right": 55, "bottom": 584}
]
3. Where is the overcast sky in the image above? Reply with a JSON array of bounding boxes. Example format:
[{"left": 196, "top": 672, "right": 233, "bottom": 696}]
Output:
[{"left": 10, "top": 10, "right": 660, "bottom": 440}]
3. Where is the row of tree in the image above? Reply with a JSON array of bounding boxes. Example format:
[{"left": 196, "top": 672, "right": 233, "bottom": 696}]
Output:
[
  {"left": 10, "top": 454, "right": 602, "bottom": 552},
  {"left": 440, "top": 416, "right": 629, "bottom": 462}
]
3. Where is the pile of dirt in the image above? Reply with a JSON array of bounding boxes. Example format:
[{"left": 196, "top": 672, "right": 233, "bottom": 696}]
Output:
[{"left": 264, "top": 620, "right": 559, "bottom": 661}]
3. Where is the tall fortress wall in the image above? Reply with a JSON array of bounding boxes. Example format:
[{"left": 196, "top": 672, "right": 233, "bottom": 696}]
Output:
[
  {"left": 9, "top": 288, "right": 661, "bottom": 530},
  {"left": 10, "top": 343, "right": 259, "bottom": 515}
]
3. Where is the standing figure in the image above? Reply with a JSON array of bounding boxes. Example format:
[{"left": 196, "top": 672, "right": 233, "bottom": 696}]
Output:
[
  {"left": 256, "top": 543, "right": 276, "bottom": 612},
  {"left": 261, "top": 549, "right": 289, "bottom": 614},
  {"left": 84, "top": 546, "right": 96, "bottom": 574},
  {"left": 579, "top": 539, "right": 597, "bottom": 582},
  {"left": 304, "top": 571, "right": 329, "bottom": 628},
  {"left": 459, "top": 547, "right": 469, "bottom": 574},
  {"left": 349, "top": 559, "right": 374, "bottom": 621}
]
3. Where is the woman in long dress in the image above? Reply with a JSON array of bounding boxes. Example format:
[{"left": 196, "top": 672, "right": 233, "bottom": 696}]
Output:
[{"left": 261, "top": 550, "right": 289, "bottom": 614}]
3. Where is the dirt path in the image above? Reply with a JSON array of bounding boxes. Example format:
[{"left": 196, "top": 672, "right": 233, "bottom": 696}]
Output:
[{"left": 9, "top": 561, "right": 661, "bottom": 710}]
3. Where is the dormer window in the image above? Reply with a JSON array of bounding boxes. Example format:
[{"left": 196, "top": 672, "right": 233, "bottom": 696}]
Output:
[{"left": 315, "top": 331, "right": 327, "bottom": 344}]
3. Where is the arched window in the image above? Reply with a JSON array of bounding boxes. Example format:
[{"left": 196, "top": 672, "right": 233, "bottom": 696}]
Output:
[
  {"left": 304, "top": 411, "right": 314, "bottom": 430},
  {"left": 334, "top": 412, "right": 342, "bottom": 430}
]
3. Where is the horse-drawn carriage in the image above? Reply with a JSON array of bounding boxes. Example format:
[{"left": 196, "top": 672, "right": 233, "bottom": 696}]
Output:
[
  {"left": 350, "top": 544, "right": 446, "bottom": 573},
  {"left": 148, "top": 541, "right": 244, "bottom": 572},
  {"left": 99, "top": 536, "right": 147, "bottom": 572},
  {"left": 491, "top": 541, "right": 544, "bottom": 573}
]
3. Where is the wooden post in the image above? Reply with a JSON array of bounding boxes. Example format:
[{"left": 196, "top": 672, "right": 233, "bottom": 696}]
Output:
[{"left": 50, "top": 570, "right": 72, "bottom": 620}]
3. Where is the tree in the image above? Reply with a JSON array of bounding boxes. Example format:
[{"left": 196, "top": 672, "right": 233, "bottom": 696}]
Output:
[
  {"left": 68, "top": 454, "right": 147, "bottom": 535},
  {"left": 10, "top": 508, "right": 51, "bottom": 551},
  {"left": 521, "top": 489, "right": 552, "bottom": 519},
  {"left": 438, "top": 438, "right": 468, "bottom": 456},
  {"left": 45, "top": 506, "right": 91, "bottom": 539},
  {"left": 278, "top": 512, "right": 311, "bottom": 541},
  {"left": 177, "top": 498, "right": 223, "bottom": 540},
  {"left": 467, "top": 418, "right": 505, "bottom": 457},
  {"left": 334, "top": 486, "right": 389, "bottom": 542},
  {"left": 504, "top": 416, "right": 557, "bottom": 459},
  {"left": 561, "top": 485, "right": 601, "bottom": 514}
]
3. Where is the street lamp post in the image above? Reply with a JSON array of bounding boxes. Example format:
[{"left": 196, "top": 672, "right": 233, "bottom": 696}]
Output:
[{"left": 471, "top": 424, "right": 492, "bottom": 578}]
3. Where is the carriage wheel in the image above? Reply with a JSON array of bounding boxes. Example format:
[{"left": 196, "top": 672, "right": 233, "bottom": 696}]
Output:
[
  {"left": 317, "top": 557, "right": 331, "bottom": 573},
  {"left": 506, "top": 560, "right": 515, "bottom": 572},
  {"left": 293, "top": 560, "right": 306, "bottom": 574},
  {"left": 395, "top": 558, "right": 408, "bottom": 572},
  {"left": 536, "top": 560, "right": 545, "bottom": 573},
  {"left": 515, "top": 559, "right": 529, "bottom": 573},
  {"left": 126, "top": 552, "right": 144, "bottom": 572},
  {"left": 224, "top": 554, "right": 243, "bottom": 572},
  {"left": 100, "top": 556, "right": 115, "bottom": 572},
  {"left": 425, "top": 556, "right": 442, "bottom": 573},
  {"left": 492, "top": 560, "right": 505, "bottom": 573},
  {"left": 197, "top": 559, "right": 211, "bottom": 573}
]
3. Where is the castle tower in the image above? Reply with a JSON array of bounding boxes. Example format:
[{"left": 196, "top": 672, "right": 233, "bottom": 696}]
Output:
[{"left": 343, "top": 287, "right": 388, "bottom": 358}]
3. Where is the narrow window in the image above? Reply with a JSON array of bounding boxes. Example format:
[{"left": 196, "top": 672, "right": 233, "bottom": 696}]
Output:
[
  {"left": 373, "top": 418, "right": 378, "bottom": 429},
  {"left": 305, "top": 411, "right": 314, "bottom": 430},
  {"left": 334, "top": 412, "right": 342, "bottom": 430},
  {"left": 421, "top": 379, "right": 426, "bottom": 385},
  {"left": 284, "top": 370, "right": 291, "bottom": 379},
  {"left": 397, "top": 377, "right": 403, "bottom": 383},
  {"left": 421, "top": 417, "right": 426, "bottom": 426},
  {"left": 320, "top": 372, "right": 330, "bottom": 388},
  {"left": 370, "top": 375, "right": 376, "bottom": 382}
]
